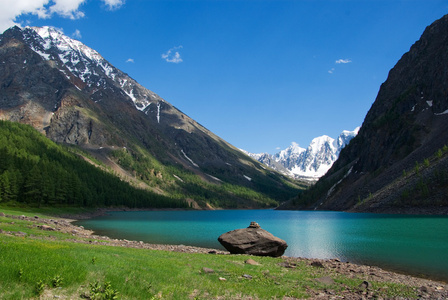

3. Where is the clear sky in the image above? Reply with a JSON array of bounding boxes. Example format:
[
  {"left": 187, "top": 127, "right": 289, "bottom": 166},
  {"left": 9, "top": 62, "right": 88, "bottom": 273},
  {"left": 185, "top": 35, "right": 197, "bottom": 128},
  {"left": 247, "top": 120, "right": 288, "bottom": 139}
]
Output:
[{"left": 1, "top": 0, "right": 447, "bottom": 154}]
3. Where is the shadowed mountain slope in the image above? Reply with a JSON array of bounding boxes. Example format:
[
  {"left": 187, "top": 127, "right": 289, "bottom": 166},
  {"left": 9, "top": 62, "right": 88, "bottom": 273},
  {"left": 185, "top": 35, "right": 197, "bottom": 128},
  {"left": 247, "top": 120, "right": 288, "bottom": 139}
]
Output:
[{"left": 281, "top": 14, "right": 448, "bottom": 214}]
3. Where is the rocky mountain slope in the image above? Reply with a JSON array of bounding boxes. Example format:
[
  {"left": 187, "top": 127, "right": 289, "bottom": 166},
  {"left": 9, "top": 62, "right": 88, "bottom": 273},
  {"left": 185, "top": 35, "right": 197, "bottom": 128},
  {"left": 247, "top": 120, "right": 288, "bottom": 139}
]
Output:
[
  {"left": 0, "top": 26, "right": 303, "bottom": 209},
  {"left": 244, "top": 129, "right": 358, "bottom": 181},
  {"left": 282, "top": 14, "right": 448, "bottom": 213}
]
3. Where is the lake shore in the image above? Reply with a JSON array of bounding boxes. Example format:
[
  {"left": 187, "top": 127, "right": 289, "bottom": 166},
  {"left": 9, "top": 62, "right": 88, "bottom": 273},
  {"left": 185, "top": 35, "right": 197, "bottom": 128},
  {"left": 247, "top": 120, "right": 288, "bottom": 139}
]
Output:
[
  {"left": 63, "top": 205, "right": 448, "bottom": 218},
  {"left": 2, "top": 210, "right": 448, "bottom": 299},
  {"left": 1, "top": 209, "right": 448, "bottom": 299}
]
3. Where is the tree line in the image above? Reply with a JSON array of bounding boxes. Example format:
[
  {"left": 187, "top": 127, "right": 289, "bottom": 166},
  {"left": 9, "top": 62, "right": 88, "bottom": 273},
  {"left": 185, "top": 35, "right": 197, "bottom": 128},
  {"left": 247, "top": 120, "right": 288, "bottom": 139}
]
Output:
[{"left": 0, "top": 121, "right": 188, "bottom": 208}]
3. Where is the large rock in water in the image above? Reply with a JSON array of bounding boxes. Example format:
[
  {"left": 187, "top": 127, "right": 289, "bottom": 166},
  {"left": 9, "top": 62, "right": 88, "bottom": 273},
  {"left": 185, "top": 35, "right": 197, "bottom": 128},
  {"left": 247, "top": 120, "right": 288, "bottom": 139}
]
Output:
[{"left": 218, "top": 222, "right": 287, "bottom": 257}]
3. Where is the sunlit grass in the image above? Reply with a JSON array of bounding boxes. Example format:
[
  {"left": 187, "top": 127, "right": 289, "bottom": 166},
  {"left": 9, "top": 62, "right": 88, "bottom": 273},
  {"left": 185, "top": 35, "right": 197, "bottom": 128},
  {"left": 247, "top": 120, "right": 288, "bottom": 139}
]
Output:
[{"left": 0, "top": 208, "right": 418, "bottom": 299}]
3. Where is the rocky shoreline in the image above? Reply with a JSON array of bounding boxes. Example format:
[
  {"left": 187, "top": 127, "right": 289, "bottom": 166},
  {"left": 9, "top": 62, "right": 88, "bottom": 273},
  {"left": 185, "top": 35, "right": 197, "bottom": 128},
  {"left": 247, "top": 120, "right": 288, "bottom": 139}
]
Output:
[{"left": 1, "top": 211, "right": 448, "bottom": 299}]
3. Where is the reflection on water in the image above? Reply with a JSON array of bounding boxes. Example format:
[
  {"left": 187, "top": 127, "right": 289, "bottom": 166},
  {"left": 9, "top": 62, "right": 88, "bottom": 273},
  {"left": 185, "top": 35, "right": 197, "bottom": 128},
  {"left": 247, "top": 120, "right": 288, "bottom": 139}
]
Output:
[{"left": 76, "top": 209, "right": 448, "bottom": 281}]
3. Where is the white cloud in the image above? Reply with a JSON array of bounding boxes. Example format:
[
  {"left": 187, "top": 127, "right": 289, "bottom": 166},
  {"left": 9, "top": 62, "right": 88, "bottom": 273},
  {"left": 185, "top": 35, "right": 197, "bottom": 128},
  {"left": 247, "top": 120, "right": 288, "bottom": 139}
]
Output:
[
  {"left": 162, "top": 46, "right": 183, "bottom": 63},
  {"left": 0, "top": 0, "right": 125, "bottom": 32},
  {"left": 335, "top": 58, "right": 352, "bottom": 64},
  {"left": 49, "top": 0, "right": 86, "bottom": 19},
  {"left": 0, "top": 0, "right": 49, "bottom": 31},
  {"left": 102, "top": 0, "right": 125, "bottom": 10},
  {"left": 72, "top": 29, "right": 82, "bottom": 39},
  {"left": 126, "top": 58, "right": 134, "bottom": 63},
  {"left": 328, "top": 68, "right": 335, "bottom": 74}
]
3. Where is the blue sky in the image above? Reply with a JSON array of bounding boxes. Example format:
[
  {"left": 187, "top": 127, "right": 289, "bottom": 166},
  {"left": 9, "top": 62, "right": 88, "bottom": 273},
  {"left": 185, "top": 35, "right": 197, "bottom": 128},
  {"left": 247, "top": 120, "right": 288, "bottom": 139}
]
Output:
[{"left": 2, "top": 0, "right": 447, "bottom": 153}]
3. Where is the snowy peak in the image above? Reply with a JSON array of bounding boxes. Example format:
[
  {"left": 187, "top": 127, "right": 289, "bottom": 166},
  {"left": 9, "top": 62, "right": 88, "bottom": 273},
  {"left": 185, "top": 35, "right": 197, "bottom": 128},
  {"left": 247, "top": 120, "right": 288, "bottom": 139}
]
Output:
[
  {"left": 24, "top": 26, "right": 109, "bottom": 82},
  {"left": 32, "top": 26, "right": 103, "bottom": 62},
  {"left": 20, "top": 26, "right": 159, "bottom": 114},
  {"left": 336, "top": 127, "right": 360, "bottom": 152},
  {"left": 275, "top": 142, "right": 306, "bottom": 162},
  {"left": 308, "top": 135, "right": 336, "bottom": 154},
  {"left": 247, "top": 128, "right": 359, "bottom": 181}
]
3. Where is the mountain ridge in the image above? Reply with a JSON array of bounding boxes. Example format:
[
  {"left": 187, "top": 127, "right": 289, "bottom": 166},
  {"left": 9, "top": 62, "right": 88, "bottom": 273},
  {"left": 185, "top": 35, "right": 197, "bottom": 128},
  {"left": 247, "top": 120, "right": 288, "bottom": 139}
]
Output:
[
  {"left": 282, "top": 14, "right": 448, "bottom": 213},
  {"left": 244, "top": 128, "right": 358, "bottom": 181},
  {"left": 0, "top": 25, "right": 304, "bottom": 209}
]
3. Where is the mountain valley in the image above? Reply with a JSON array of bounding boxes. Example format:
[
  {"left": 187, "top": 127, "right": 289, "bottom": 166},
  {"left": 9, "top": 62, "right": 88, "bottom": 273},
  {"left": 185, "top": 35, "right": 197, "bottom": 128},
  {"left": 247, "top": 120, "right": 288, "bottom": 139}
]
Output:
[{"left": 0, "top": 26, "right": 304, "bottom": 209}]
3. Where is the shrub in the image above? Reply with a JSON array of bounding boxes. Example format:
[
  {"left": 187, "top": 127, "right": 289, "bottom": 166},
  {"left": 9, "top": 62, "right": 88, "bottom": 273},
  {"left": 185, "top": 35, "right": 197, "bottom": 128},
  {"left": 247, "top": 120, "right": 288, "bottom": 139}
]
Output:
[
  {"left": 51, "top": 275, "right": 63, "bottom": 288},
  {"left": 35, "top": 279, "right": 45, "bottom": 296},
  {"left": 89, "top": 281, "right": 119, "bottom": 300}
]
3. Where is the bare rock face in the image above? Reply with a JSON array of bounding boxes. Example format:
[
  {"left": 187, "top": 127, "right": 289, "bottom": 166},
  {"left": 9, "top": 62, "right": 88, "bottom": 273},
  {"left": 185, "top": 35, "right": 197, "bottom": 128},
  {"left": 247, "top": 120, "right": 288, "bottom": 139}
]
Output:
[{"left": 218, "top": 222, "right": 287, "bottom": 257}]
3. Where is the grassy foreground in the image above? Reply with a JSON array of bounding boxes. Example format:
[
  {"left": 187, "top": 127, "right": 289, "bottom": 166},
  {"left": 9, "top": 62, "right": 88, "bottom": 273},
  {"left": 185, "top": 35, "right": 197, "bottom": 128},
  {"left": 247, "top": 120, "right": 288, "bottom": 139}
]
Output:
[{"left": 0, "top": 207, "right": 420, "bottom": 299}]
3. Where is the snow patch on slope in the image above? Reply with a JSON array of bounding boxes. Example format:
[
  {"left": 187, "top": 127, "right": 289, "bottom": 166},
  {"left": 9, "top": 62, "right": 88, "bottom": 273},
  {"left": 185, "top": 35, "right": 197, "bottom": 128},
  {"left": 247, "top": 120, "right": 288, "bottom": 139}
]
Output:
[{"left": 181, "top": 150, "right": 199, "bottom": 168}]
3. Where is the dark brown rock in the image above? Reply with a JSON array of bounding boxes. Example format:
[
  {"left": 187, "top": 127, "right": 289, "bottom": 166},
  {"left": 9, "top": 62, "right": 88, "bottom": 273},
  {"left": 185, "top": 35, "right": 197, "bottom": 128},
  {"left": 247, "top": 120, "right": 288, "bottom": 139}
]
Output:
[
  {"left": 218, "top": 223, "right": 287, "bottom": 257},
  {"left": 359, "top": 280, "right": 370, "bottom": 290},
  {"left": 38, "top": 225, "right": 56, "bottom": 231},
  {"left": 278, "top": 261, "right": 296, "bottom": 268},
  {"left": 311, "top": 261, "right": 325, "bottom": 268},
  {"left": 202, "top": 267, "right": 214, "bottom": 274}
]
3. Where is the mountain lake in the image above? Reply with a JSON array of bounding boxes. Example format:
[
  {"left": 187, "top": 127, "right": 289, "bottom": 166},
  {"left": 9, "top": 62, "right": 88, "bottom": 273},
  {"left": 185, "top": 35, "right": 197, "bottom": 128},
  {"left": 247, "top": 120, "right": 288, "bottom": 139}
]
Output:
[{"left": 75, "top": 209, "right": 448, "bottom": 282}]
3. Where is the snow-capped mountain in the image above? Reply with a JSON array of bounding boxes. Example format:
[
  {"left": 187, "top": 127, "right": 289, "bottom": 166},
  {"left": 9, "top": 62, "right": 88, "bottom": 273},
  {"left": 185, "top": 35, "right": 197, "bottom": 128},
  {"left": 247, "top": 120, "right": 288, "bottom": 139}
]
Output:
[
  {"left": 0, "top": 25, "right": 301, "bottom": 208},
  {"left": 23, "top": 26, "right": 159, "bottom": 114},
  {"left": 245, "top": 128, "right": 359, "bottom": 181}
]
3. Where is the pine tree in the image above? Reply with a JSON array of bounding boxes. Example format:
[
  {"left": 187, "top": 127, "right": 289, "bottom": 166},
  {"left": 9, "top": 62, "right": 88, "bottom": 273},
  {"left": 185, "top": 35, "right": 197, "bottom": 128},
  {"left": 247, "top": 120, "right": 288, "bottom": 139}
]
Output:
[{"left": 24, "top": 165, "right": 43, "bottom": 206}]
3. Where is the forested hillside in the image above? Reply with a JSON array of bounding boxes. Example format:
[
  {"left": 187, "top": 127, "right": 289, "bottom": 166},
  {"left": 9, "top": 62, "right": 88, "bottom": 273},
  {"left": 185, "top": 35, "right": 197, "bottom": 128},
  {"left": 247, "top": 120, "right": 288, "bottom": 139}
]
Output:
[
  {"left": 0, "top": 121, "right": 188, "bottom": 208},
  {"left": 0, "top": 26, "right": 303, "bottom": 209}
]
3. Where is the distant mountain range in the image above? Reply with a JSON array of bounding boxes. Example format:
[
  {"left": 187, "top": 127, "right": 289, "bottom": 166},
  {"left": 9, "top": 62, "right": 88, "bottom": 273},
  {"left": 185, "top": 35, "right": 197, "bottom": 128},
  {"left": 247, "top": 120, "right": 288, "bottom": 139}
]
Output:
[
  {"left": 243, "top": 128, "right": 359, "bottom": 181},
  {"left": 0, "top": 26, "right": 303, "bottom": 209},
  {"left": 280, "top": 14, "right": 448, "bottom": 214}
]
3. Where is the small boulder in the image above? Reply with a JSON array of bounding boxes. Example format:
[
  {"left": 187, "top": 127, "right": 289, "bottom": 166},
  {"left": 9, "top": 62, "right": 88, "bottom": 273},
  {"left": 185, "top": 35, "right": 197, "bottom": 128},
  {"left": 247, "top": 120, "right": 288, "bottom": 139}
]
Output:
[
  {"left": 0, "top": 212, "right": 5, "bottom": 217},
  {"left": 202, "top": 267, "right": 215, "bottom": 274},
  {"left": 248, "top": 222, "right": 260, "bottom": 228},
  {"left": 311, "top": 261, "right": 325, "bottom": 268},
  {"left": 218, "top": 222, "right": 287, "bottom": 257},
  {"left": 245, "top": 259, "right": 260, "bottom": 265},
  {"left": 278, "top": 261, "right": 296, "bottom": 268},
  {"left": 359, "top": 280, "right": 370, "bottom": 290},
  {"left": 38, "top": 225, "right": 56, "bottom": 231},
  {"left": 315, "top": 276, "right": 335, "bottom": 286}
]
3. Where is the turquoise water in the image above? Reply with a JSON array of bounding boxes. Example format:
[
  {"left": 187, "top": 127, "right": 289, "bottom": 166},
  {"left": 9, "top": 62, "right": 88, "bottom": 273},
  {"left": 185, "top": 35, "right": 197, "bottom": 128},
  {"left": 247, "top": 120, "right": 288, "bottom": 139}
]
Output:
[{"left": 75, "top": 210, "right": 448, "bottom": 281}]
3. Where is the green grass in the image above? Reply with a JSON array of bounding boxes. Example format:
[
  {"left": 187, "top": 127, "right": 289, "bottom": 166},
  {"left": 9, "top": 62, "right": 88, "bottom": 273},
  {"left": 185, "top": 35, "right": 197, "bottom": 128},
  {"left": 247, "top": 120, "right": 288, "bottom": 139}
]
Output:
[
  {"left": 0, "top": 208, "right": 418, "bottom": 299},
  {"left": 0, "top": 204, "right": 95, "bottom": 218}
]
